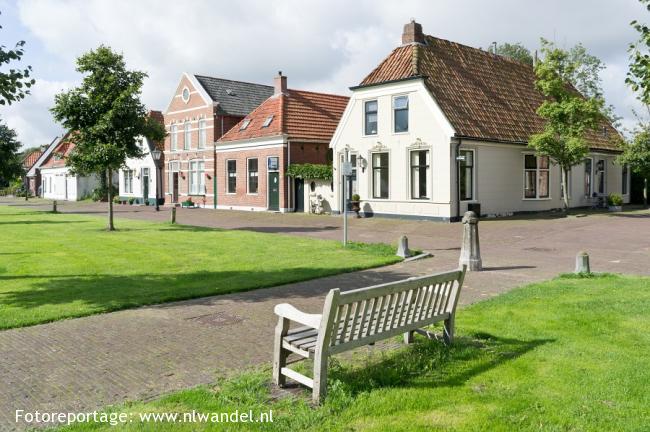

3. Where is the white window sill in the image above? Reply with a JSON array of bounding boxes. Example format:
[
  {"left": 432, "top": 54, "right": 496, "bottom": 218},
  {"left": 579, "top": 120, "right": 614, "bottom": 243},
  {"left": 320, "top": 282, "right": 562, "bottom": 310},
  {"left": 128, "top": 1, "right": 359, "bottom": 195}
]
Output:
[{"left": 522, "top": 197, "right": 552, "bottom": 201}]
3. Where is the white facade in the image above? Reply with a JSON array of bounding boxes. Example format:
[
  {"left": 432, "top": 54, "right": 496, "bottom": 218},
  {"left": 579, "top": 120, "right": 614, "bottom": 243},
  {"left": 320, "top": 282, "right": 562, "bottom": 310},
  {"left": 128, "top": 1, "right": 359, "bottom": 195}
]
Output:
[
  {"left": 118, "top": 138, "right": 161, "bottom": 205},
  {"left": 40, "top": 167, "right": 100, "bottom": 201},
  {"left": 330, "top": 78, "right": 628, "bottom": 221}
]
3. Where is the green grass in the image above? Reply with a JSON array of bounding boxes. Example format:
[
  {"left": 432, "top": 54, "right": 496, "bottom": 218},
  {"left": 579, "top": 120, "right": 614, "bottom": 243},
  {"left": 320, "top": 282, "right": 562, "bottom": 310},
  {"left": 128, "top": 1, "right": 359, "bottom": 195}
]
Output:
[
  {"left": 0, "top": 206, "right": 400, "bottom": 329},
  {"left": 52, "top": 274, "right": 650, "bottom": 431}
]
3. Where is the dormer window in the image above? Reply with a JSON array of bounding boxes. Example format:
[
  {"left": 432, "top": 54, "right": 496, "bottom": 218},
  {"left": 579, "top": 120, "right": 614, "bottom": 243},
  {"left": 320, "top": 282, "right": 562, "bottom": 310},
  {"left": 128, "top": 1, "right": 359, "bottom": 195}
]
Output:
[
  {"left": 262, "top": 115, "right": 274, "bottom": 128},
  {"left": 240, "top": 119, "right": 251, "bottom": 130}
]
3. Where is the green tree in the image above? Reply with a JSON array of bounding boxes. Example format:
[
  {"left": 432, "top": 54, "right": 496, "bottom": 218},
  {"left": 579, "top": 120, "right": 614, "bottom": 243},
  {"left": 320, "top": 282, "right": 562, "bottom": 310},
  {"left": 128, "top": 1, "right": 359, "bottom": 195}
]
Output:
[
  {"left": 51, "top": 45, "right": 166, "bottom": 231},
  {"left": 0, "top": 118, "right": 23, "bottom": 186},
  {"left": 491, "top": 42, "right": 534, "bottom": 66},
  {"left": 528, "top": 40, "right": 605, "bottom": 211},
  {"left": 619, "top": 123, "right": 650, "bottom": 206},
  {"left": 0, "top": 11, "right": 35, "bottom": 105}
]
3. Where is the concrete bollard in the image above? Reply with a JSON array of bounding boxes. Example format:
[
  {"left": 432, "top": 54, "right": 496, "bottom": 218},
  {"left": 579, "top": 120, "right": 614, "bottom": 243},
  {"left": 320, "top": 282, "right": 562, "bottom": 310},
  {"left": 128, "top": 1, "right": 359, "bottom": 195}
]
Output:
[
  {"left": 52, "top": 200, "right": 57, "bottom": 213},
  {"left": 170, "top": 206, "right": 176, "bottom": 224},
  {"left": 575, "top": 251, "right": 590, "bottom": 274},
  {"left": 459, "top": 211, "right": 482, "bottom": 271},
  {"left": 396, "top": 235, "right": 411, "bottom": 258}
]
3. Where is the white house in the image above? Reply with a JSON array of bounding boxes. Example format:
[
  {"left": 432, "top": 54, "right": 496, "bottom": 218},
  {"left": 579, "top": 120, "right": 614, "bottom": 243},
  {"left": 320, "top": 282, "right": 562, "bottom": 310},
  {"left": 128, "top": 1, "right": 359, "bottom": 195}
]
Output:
[
  {"left": 39, "top": 134, "right": 101, "bottom": 201},
  {"left": 330, "top": 21, "right": 627, "bottom": 221},
  {"left": 118, "top": 135, "right": 163, "bottom": 205}
]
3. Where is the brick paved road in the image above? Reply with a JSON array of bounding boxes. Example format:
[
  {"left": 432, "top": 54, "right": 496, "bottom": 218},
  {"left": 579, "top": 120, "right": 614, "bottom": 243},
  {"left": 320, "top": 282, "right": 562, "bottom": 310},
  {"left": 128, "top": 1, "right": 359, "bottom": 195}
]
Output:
[{"left": 1, "top": 198, "right": 649, "bottom": 430}]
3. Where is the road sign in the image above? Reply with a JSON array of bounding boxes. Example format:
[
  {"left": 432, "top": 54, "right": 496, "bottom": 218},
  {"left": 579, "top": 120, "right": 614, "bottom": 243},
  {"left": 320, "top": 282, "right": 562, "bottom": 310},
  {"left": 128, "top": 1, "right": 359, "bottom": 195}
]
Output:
[{"left": 341, "top": 161, "right": 353, "bottom": 177}]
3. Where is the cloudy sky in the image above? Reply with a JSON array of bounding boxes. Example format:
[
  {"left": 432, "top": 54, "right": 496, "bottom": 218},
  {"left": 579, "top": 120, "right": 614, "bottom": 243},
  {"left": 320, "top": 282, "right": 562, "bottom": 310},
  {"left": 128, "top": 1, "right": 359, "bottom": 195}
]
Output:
[{"left": 0, "top": 0, "right": 647, "bottom": 148}]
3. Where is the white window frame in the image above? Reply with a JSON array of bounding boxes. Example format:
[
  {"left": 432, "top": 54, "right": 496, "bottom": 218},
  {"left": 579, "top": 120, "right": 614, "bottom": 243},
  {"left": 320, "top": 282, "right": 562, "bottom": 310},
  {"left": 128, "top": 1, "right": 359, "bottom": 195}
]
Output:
[
  {"left": 595, "top": 159, "right": 606, "bottom": 195},
  {"left": 363, "top": 99, "right": 378, "bottom": 136},
  {"left": 523, "top": 153, "right": 551, "bottom": 200},
  {"left": 370, "top": 151, "right": 390, "bottom": 200},
  {"left": 123, "top": 169, "right": 134, "bottom": 194},
  {"left": 584, "top": 157, "right": 593, "bottom": 198},
  {"left": 188, "top": 160, "right": 205, "bottom": 195},
  {"left": 181, "top": 86, "right": 190, "bottom": 104},
  {"left": 247, "top": 158, "right": 259, "bottom": 195},
  {"left": 409, "top": 149, "right": 430, "bottom": 200},
  {"left": 459, "top": 149, "right": 476, "bottom": 202},
  {"left": 392, "top": 94, "right": 409, "bottom": 134},
  {"left": 170, "top": 124, "right": 177, "bottom": 151},
  {"left": 198, "top": 119, "right": 206, "bottom": 149},
  {"left": 226, "top": 159, "right": 237, "bottom": 194},
  {"left": 184, "top": 121, "right": 191, "bottom": 150}
]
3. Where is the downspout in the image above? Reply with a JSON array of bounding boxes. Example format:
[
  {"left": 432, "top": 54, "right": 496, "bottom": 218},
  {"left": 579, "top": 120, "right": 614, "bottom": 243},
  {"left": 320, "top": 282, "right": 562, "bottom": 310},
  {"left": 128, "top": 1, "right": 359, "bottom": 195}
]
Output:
[
  {"left": 453, "top": 137, "right": 462, "bottom": 221},
  {"left": 287, "top": 139, "right": 291, "bottom": 211},
  {"left": 213, "top": 142, "right": 217, "bottom": 209}
]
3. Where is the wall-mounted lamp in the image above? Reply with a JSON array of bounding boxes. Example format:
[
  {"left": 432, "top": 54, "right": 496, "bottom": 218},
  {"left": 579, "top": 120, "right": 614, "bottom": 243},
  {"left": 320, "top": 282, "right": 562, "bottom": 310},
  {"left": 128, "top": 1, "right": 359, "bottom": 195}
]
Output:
[{"left": 359, "top": 156, "right": 368, "bottom": 171}]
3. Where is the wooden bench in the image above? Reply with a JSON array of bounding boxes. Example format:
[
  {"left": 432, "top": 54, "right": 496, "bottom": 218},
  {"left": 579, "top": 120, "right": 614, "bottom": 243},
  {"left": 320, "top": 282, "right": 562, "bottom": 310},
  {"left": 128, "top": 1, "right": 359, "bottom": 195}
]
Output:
[{"left": 272, "top": 266, "right": 467, "bottom": 404}]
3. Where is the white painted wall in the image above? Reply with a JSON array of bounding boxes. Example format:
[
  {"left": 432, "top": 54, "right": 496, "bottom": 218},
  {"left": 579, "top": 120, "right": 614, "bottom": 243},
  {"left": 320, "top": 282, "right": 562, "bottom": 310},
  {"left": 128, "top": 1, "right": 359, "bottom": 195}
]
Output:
[
  {"left": 302, "top": 179, "right": 335, "bottom": 213},
  {"left": 41, "top": 167, "right": 100, "bottom": 201},
  {"left": 118, "top": 138, "right": 160, "bottom": 204}
]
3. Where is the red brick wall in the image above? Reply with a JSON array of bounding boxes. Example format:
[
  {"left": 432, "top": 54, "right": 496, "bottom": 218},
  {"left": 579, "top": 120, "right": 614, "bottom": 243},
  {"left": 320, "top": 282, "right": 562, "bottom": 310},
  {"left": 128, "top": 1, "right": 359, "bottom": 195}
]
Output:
[
  {"left": 289, "top": 141, "right": 330, "bottom": 164},
  {"left": 215, "top": 145, "right": 288, "bottom": 210}
]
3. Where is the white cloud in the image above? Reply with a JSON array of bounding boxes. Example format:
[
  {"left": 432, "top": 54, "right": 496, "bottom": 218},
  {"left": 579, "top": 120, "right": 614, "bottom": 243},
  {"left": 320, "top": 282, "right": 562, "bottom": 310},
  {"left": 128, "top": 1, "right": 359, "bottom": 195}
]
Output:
[{"left": 5, "top": 0, "right": 649, "bottom": 147}]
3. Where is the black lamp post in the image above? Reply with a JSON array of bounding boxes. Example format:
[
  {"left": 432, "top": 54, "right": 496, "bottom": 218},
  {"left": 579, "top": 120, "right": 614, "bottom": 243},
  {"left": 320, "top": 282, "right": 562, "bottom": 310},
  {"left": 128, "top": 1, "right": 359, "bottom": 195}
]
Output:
[{"left": 151, "top": 149, "right": 162, "bottom": 211}]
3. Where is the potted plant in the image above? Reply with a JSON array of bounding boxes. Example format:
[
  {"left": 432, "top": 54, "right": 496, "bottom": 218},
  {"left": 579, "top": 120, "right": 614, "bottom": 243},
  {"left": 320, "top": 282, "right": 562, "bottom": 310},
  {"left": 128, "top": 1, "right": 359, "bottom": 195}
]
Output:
[
  {"left": 350, "top": 193, "right": 362, "bottom": 218},
  {"left": 128, "top": 197, "right": 135, "bottom": 205},
  {"left": 607, "top": 193, "right": 623, "bottom": 212},
  {"left": 182, "top": 198, "right": 194, "bottom": 208}
]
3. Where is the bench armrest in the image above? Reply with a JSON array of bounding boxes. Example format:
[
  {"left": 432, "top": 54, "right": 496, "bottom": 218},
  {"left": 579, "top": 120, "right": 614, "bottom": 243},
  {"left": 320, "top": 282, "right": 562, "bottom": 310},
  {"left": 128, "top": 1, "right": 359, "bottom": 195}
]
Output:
[{"left": 274, "top": 303, "right": 322, "bottom": 329}]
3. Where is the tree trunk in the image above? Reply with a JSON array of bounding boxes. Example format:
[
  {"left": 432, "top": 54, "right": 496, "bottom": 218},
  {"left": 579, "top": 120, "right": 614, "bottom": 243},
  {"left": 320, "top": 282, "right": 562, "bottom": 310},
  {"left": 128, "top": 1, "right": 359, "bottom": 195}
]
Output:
[
  {"left": 107, "top": 169, "right": 115, "bottom": 231},
  {"left": 561, "top": 166, "right": 570, "bottom": 212},
  {"left": 644, "top": 177, "right": 648, "bottom": 208}
]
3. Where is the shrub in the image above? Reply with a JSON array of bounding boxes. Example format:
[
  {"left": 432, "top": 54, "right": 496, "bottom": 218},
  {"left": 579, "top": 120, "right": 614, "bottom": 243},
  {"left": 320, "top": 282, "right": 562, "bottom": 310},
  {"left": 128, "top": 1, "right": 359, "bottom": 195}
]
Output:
[
  {"left": 351, "top": 194, "right": 361, "bottom": 202},
  {"left": 607, "top": 193, "right": 623, "bottom": 206},
  {"left": 90, "top": 183, "right": 118, "bottom": 202},
  {"left": 128, "top": 197, "right": 135, "bottom": 205}
]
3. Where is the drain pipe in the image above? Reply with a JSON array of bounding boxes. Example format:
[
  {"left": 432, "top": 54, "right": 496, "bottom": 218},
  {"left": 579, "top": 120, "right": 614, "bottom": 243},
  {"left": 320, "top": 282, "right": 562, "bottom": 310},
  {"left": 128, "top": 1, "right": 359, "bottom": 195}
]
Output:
[{"left": 452, "top": 137, "right": 462, "bottom": 221}]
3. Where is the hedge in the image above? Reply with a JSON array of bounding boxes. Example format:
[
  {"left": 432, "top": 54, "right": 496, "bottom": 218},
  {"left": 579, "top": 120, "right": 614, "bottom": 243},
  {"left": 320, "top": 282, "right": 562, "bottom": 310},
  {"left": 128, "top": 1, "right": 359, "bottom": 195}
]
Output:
[{"left": 285, "top": 163, "right": 333, "bottom": 180}]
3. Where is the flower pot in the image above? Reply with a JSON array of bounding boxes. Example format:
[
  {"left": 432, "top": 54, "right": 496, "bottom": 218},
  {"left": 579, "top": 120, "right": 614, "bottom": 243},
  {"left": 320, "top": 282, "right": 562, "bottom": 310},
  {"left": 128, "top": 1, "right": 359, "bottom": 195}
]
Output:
[
  {"left": 608, "top": 205, "right": 622, "bottom": 212},
  {"left": 350, "top": 201, "right": 361, "bottom": 218}
]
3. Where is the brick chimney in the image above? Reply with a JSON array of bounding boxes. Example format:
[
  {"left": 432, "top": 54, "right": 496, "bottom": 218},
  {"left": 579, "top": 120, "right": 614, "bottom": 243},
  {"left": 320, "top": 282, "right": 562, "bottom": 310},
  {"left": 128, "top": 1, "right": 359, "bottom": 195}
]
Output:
[
  {"left": 402, "top": 20, "right": 424, "bottom": 45},
  {"left": 274, "top": 71, "right": 287, "bottom": 95}
]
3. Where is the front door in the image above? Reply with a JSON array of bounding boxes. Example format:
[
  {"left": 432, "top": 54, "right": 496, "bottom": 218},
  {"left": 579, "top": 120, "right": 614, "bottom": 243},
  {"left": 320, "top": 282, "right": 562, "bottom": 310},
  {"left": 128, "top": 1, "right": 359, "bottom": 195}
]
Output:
[
  {"left": 295, "top": 178, "right": 304, "bottom": 212},
  {"left": 142, "top": 168, "right": 150, "bottom": 203},
  {"left": 268, "top": 172, "right": 280, "bottom": 211},
  {"left": 172, "top": 172, "right": 179, "bottom": 203}
]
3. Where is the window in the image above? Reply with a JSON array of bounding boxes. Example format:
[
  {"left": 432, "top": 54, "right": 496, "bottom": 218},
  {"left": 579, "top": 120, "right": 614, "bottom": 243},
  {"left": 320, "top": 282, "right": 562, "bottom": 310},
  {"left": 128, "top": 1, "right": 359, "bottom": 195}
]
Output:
[
  {"left": 596, "top": 159, "right": 605, "bottom": 194},
  {"left": 182, "top": 87, "right": 190, "bottom": 103},
  {"left": 123, "top": 170, "right": 133, "bottom": 194},
  {"left": 167, "top": 161, "right": 179, "bottom": 194},
  {"left": 248, "top": 158, "right": 258, "bottom": 194},
  {"left": 364, "top": 100, "right": 378, "bottom": 135},
  {"left": 170, "top": 124, "right": 177, "bottom": 151},
  {"left": 188, "top": 160, "right": 205, "bottom": 195},
  {"left": 584, "top": 158, "right": 593, "bottom": 197},
  {"left": 459, "top": 150, "right": 474, "bottom": 201},
  {"left": 623, "top": 164, "right": 629, "bottom": 195},
  {"left": 198, "top": 119, "right": 206, "bottom": 148},
  {"left": 393, "top": 95, "right": 409, "bottom": 133},
  {"left": 240, "top": 119, "right": 251, "bottom": 130},
  {"left": 262, "top": 115, "right": 274, "bottom": 128},
  {"left": 184, "top": 121, "right": 191, "bottom": 150},
  {"left": 372, "top": 152, "right": 389, "bottom": 199},
  {"left": 524, "top": 154, "right": 549, "bottom": 199},
  {"left": 410, "top": 150, "right": 429, "bottom": 199},
  {"left": 227, "top": 160, "right": 237, "bottom": 193}
]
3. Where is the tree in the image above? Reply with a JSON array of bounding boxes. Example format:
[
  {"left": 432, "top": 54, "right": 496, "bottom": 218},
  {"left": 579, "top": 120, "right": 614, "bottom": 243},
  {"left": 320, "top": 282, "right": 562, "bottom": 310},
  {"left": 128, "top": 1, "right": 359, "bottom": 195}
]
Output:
[
  {"left": 490, "top": 42, "right": 534, "bottom": 66},
  {"left": 622, "top": 0, "right": 650, "bottom": 205},
  {"left": 528, "top": 40, "right": 605, "bottom": 211},
  {"left": 0, "top": 11, "right": 35, "bottom": 105},
  {"left": 0, "top": 118, "right": 23, "bottom": 187},
  {"left": 51, "top": 46, "right": 166, "bottom": 231}
]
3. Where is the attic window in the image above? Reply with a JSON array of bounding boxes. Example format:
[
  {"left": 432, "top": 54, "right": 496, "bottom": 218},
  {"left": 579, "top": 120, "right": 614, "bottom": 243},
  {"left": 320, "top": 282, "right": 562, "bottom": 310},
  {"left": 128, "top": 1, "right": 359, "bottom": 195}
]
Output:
[
  {"left": 240, "top": 119, "right": 251, "bottom": 130},
  {"left": 226, "top": 89, "right": 235, "bottom": 96},
  {"left": 262, "top": 115, "right": 274, "bottom": 128},
  {"left": 602, "top": 126, "right": 608, "bottom": 137},
  {"left": 182, "top": 87, "right": 190, "bottom": 103}
]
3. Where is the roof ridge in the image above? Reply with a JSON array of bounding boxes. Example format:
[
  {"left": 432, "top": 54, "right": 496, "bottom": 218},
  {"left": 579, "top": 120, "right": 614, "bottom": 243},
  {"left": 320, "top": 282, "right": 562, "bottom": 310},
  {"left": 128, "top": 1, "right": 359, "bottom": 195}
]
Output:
[
  {"left": 423, "top": 35, "right": 534, "bottom": 70},
  {"left": 287, "top": 88, "right": 349, "bottom": 99},
  {"left": 411, "top": 43, "right": 420, "bottom": 76}
]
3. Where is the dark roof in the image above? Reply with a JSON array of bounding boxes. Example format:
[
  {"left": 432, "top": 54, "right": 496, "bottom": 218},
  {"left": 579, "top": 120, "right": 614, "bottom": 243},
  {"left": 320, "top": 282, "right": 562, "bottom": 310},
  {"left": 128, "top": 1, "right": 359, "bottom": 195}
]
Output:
[
  {"left": 218, "top": 89, "right": 349, "bottom": 143},
  {"left": 194, "top": 75, "right": 274, "bottom": 117},
  {"left": 360, "top": 36, "right": 622, "bottom": 152}
]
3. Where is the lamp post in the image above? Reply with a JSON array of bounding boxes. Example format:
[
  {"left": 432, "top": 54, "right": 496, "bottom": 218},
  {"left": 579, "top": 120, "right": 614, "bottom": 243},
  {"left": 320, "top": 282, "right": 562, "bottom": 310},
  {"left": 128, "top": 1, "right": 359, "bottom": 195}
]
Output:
[{"left": 151, "top": 149, "right": 162, "bottom": 212}]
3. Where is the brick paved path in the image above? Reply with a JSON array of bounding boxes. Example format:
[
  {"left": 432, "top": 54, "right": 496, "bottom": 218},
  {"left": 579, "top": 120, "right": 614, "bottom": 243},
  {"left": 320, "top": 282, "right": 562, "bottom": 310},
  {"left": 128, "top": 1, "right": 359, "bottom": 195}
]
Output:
[{"left": 1, "top": 198, "right": 649, "bottom": 430}]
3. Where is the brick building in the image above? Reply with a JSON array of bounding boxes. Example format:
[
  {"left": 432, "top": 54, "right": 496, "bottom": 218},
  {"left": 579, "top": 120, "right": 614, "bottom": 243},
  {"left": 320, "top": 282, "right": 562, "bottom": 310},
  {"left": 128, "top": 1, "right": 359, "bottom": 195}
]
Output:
[
  {"left": 216, "top": 72, "right": 348, "bottom": 212},
  {"left": 162, "top": 73, "right": 273, "bottom": 207}
]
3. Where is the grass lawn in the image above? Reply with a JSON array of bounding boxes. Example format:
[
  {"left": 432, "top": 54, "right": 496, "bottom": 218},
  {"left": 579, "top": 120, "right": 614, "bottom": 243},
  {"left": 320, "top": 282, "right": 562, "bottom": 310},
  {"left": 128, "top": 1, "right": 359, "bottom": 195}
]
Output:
[
  {"left": 53, "top": 274, "right": 650, "bottom": 431},
  {"left": 0, "top": 206, "right": 400, "bottom": 329}
]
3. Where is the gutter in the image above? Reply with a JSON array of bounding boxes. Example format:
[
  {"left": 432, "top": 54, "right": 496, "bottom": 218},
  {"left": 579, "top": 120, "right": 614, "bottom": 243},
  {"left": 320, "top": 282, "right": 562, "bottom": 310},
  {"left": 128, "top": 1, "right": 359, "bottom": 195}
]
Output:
[{"left": 349, "top": 75, "right": 426, "bottom": 91}]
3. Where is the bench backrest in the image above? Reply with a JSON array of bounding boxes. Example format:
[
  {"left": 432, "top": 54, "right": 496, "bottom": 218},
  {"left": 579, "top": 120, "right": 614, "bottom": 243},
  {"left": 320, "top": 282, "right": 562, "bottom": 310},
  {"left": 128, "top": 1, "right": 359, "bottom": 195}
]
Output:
[{"left": 319, "top": 267, "right": 466, "bottom": 354}]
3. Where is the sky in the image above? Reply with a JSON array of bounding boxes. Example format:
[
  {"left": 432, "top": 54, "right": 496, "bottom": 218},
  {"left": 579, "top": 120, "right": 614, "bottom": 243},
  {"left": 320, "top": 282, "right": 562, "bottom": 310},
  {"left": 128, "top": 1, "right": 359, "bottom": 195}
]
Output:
[{"left": 0, "top": 0, "right": 647, "bottom": 149}]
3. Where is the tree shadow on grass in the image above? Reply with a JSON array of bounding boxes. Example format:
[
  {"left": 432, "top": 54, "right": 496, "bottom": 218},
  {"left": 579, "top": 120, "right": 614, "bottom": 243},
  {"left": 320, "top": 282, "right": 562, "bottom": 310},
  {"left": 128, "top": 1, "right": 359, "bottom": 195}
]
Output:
[
  {"left": 0, "top": 220, "right": 90, "bottom": 225},
  {"left": 328, "top": 332, "right": 553, "bottom": 395}
]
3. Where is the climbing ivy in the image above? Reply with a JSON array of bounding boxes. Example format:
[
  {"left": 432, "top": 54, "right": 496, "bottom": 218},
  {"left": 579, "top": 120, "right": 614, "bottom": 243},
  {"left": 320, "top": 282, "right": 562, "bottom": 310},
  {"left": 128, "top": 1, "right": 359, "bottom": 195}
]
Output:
[{"left": 286, "top": 163, "right": 333, "bottom": 180}]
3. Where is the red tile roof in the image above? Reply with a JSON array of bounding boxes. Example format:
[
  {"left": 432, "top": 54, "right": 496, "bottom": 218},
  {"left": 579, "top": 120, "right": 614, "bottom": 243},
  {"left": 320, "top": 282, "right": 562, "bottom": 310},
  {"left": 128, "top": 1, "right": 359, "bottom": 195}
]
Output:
[
  {"left": 41, "top": 139, "right": 74, "bottom": 168},
  {"left": 360, "top": 36, "right": 621, "bottom": 152},
  {"left": 218, "top": 89, "right": 349, "bottom": 143},
  {"left": 22, "top": 149, "right": 43, "bottom": 169}
]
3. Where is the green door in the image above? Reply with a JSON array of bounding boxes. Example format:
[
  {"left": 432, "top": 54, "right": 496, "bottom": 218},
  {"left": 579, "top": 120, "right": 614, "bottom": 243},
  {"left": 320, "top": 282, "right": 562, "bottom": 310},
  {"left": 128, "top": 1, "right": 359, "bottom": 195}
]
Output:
[{"left": 268, "top": 172, "right": 279, "bottom": 211}]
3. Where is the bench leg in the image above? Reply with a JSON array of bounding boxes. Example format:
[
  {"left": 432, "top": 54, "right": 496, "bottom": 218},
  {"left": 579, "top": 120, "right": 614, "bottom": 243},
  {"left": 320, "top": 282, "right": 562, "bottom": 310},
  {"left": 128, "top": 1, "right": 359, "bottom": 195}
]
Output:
[
  {"left": 443, "top": 316, "right": 455, "bottom": 345},
  {"left": 403, "top": 330, "right": 414, "bottom": 344},
  {"left": 273, "top": 317, "right": 290, "bottom": 387},
  {"left": 312, "top": 350, "right": 328, "bottom": 405}
]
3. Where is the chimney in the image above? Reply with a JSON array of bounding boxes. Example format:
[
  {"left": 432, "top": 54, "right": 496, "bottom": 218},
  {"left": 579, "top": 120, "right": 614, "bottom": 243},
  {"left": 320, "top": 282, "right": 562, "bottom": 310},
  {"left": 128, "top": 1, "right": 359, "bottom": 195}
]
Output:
[
  {"left": 274, "top": 71, "right": 287, "bottom": 95},
  {"left": 402, "top": 19, "right": 424, "bottom": 45}
]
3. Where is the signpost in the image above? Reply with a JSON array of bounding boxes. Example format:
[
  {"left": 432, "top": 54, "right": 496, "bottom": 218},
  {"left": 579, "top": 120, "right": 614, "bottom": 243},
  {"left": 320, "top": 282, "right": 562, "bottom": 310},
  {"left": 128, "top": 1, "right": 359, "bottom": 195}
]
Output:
[{"left": 341, "top": 158, "right": 353, "bottom": 247}]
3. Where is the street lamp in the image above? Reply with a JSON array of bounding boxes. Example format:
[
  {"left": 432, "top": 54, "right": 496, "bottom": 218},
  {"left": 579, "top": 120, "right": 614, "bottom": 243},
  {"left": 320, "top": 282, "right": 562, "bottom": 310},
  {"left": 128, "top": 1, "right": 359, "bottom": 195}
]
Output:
[{"left": 151, "top": 148, "right": 162, "bottom": 212}]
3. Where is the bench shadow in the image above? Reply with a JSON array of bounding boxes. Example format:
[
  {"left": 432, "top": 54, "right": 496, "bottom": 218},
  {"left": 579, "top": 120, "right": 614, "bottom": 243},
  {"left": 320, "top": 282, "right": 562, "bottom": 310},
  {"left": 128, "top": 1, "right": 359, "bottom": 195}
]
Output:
[
  {"left": 481, "top": 265, "right": 536, "bottom": 271},
  {"left": 329, "top": 332, "right": 553, "bottom": 394}
]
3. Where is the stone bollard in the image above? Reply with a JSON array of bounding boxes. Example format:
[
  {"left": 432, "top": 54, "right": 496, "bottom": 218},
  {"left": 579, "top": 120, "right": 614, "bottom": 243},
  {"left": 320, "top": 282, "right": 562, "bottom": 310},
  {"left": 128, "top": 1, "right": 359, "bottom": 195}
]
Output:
[
  {"left": 52, "top": 200, "right": 57, "bottom": 213},
  {"left": 459, "top": 211, "right": 482, "bottom": 271},
  {"left": 575, "top": 251, "right": 590, "bottom": 274},
  {"left": 396, "top": 235, "right": 411, "bottom": 258},
  {"left": 170, "top": 206, "right": 176, "bottom": 224}
]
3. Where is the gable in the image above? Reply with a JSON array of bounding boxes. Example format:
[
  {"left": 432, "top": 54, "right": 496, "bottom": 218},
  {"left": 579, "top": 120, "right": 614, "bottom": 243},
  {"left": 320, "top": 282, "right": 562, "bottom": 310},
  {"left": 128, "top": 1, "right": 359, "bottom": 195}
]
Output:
[{"left": 164, "top": 73, "right": 212, "bottom": 115}]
